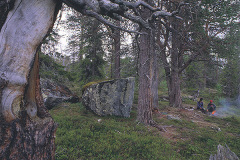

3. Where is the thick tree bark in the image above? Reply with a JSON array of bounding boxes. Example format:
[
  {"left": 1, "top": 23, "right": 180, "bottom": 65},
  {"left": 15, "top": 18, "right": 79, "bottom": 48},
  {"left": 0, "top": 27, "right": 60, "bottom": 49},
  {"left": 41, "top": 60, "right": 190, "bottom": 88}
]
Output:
[
  {"left": 137, "top": 0, "right": 159, "bottom": 124},
  {"left": 168, "top": 24, "right": 182, "bottom": 108},
  {"left": 137, "top": 27, "right": 153, "bottom": 124},
  {"left": 0, "top": 0, "right": 61, "bottom": 159},
  {"left": 168, "top": 72, "right": 182, "bottom": 108}
]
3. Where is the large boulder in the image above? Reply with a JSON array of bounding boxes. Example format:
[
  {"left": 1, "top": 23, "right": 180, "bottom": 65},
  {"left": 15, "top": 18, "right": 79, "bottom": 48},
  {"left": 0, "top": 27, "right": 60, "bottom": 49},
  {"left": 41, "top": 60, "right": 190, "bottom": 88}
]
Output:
[
  {"left": 40, "top": 78, "right": 79, "bottom": 109},
  {"left": 209, "top": 144, "right": 239, "bottom": 160},
  {"left": 82, "top": 77, "right": 135, "bottom": 117}
]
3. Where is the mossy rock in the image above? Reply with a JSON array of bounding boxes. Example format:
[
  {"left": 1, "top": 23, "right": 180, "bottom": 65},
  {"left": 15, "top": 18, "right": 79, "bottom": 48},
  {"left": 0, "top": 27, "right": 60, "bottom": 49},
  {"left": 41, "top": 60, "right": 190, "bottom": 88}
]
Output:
[{"left": 82, "top": 77, "right": 135, "bottom": 117}]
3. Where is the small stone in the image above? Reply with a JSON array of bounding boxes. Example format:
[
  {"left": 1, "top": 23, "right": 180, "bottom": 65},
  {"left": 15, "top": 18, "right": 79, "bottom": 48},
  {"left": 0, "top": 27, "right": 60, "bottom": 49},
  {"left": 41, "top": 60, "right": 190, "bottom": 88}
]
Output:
[
  {"left": 167, "top": 115, "right": 181, "bottom": 121},
  {"left": 211, "top": 126, "right": 221, "bottom": 132}
]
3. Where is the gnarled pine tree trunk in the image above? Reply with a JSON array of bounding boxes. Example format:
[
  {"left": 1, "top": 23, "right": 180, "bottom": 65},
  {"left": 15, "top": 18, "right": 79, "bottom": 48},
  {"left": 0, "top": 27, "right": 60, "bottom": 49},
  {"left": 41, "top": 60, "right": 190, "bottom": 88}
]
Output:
[
  {"left": 0, "top": 0, "right": 61, "bottom": 159},
  {"left": 137, "top": 0, "right": 159, "bottom": 125}
]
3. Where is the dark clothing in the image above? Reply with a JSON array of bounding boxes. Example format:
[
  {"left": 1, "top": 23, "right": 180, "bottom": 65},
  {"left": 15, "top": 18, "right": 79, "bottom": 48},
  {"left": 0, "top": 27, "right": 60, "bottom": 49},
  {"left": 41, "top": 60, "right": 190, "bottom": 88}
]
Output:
[
  {"left": 197, "top": 101, "right": 204, "bottom": 110},
  {"left": 207, "top": 103, "right": 216, "bottom": 112}
]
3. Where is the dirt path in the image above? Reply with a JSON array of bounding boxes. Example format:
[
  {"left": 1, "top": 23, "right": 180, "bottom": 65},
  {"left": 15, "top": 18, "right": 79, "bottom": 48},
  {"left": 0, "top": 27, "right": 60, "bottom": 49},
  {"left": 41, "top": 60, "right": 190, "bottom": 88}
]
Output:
[{"left": 154, "top": 105, "right": 221, "bottom": 142}]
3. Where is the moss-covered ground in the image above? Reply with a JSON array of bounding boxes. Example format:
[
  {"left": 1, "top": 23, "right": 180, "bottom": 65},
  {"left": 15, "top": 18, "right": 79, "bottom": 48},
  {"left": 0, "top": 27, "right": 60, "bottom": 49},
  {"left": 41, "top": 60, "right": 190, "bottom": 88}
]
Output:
[{"left": 50, "top": 100, "right": 240, "bottom": 160}]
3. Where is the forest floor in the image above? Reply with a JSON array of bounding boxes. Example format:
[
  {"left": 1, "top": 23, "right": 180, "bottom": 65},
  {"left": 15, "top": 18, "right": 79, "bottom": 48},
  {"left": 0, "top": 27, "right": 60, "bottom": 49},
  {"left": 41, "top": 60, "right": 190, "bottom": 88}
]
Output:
[
  {"left": 154, "top": 105, "right": 223, "bottom": 141},
  {"left": 50, "top": 100, "right": 240, "bottom": 160}
]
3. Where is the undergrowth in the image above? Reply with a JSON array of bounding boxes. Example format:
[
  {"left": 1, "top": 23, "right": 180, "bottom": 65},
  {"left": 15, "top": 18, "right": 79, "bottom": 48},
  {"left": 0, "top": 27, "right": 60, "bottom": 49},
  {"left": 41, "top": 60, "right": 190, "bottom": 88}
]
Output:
[
  {"left": 50, "top": 103, "right": 180, "bottom": 160},
  {"left": 50, "top": 103, "right": 240, "bottom": 160}
]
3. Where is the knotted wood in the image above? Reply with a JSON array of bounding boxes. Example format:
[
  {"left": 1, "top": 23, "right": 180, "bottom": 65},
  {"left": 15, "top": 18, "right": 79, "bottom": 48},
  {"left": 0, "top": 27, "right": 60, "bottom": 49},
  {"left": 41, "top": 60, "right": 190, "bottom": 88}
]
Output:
[{"left": 0, "top": 0, "right": 61, "bottom": 159}]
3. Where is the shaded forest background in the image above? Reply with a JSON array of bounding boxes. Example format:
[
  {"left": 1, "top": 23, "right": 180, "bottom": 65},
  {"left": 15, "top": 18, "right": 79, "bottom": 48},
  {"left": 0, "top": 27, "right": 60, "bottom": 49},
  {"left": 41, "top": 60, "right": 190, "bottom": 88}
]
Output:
[{"left": 41, "top": 1, "right": 240, "bottom": 102}]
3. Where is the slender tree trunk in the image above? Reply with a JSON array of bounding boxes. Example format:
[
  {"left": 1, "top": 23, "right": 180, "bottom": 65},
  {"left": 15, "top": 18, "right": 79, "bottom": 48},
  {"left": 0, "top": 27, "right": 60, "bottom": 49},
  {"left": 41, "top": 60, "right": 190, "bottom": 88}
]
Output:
[
  {"left": 112, "top": 21, "right": 121, "bottom": 79},
  {"left": 160, "top": 47, "right": 172, "bottom": 101},
  {"left": 0, "top": 0, "right": 61, "bottom": 159},
  {"left": 91, "top": 20, "right": 98, "bottom": 78},
  {"left": 150, "top": 31, "right": 159, "bottom": 109}
]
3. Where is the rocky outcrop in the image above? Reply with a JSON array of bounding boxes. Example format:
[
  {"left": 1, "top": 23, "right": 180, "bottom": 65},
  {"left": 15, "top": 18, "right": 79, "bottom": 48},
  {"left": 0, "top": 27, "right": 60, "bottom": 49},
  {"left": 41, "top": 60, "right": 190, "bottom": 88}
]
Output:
[
  {"left": 40, "top": 78, "right": 79, "bottom": 109},
  {"left": 82, "top": 77, "right": 135, "bottom": 117},
  {"left": 209, "top": 144, "right": 239, "bottom": 160}
]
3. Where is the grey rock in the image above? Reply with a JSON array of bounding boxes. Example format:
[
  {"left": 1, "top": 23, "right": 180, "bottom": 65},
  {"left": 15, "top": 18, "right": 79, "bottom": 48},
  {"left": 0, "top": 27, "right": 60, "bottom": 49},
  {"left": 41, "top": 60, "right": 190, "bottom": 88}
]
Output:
[
  {"left": 209, "top": 144, "right": 239, "bottom": 160},
  {"left": 41, "top": 78, "right": 79, "bottom": 109},
  {"left": 167, "top": 115, "right": 181, "bottom": 121},
  {"left": 82, "top": 77, "right": 135, "bottom": 117}
]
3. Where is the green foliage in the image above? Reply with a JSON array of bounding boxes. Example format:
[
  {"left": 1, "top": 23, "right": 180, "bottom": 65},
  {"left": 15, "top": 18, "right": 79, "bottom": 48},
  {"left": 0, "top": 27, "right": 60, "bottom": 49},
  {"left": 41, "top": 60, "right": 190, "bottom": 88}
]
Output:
[
  {"left": 39, "top": 52, "right": 73, "bottom": 82},
  {"left": 51, "top": 103, "right": 180, "bottom": 160},
  {"left": 159, "top": 80, "right": 168, "bottom": 94},
  {"left": 163, "top": 116, "right": 240, "bottom": 159},
  {"left": 181, "top": 0, "right": 240, "bottom": 91},
  {"left": 120, "top": 57, "right": 137, "bottom": 78},
  {"left": 183, "top": 61, "right": 205, "bottom": 90},
  {"left": 216, "top": 16, "right": 239, "bottom": 98},
  {"left": 203, "top": 116, "right": 240, "bottom": 155},
  {"left": 67, "top": 16, "right": 106, "bottom": 87},
  {"left": 220, "top": 57, "right": 240, "bottom": 98}
]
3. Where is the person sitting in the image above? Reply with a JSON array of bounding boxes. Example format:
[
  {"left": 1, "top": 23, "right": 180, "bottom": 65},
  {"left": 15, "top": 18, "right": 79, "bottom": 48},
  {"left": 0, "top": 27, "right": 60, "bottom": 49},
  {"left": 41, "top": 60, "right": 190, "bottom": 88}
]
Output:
[
  {"left": 207, "top": 100, "right": 216, "bottom": 114},
  {"left": 197, "top": 98, "right": 205, "bottom": 113},
  {"left": 197, "top": 98, "right": 204, "bottom": 109}
]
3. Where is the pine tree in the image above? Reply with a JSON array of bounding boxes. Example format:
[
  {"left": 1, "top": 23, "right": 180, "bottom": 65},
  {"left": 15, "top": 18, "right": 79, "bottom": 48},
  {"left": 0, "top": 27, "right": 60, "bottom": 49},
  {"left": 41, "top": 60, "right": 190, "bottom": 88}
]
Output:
[{"left": 67, "top": 14, "right": 105, "bottom": 84}]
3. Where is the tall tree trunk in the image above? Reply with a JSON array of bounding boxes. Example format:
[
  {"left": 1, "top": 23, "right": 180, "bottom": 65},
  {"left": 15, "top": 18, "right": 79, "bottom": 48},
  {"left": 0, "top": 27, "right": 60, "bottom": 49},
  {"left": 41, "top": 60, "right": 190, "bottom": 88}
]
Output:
[
  {"left": 169, "top": 27, "right": 182, "bottom": 108},
  {"left": 157, "top": 25, "right": 182, "bottom": 108},
  {"left": 137, "top": 27, "right": 153, "bottom": 124},
  {"left": 137, "top": 0, "right": 159, "bottom": 124},
  {"left": 112, "top": 21, "right": 121, "bottom": 79},
  {"left": 0, "top": 0, "right": 61, "bottom": 159}
]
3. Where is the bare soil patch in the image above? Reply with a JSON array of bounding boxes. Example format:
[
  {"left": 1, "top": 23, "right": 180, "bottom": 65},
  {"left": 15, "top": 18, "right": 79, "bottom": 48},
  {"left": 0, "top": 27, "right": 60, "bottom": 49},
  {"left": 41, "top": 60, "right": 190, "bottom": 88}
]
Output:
[{"left": 154, "top": 104, "right": 220, "bottom": 142}]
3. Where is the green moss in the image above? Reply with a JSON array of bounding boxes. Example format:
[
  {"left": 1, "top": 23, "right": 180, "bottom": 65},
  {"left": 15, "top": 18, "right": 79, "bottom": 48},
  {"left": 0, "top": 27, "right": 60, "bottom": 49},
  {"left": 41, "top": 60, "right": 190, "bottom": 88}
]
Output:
[{"left": 81, "top": 79, "right": 113, "bottom": 93}]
